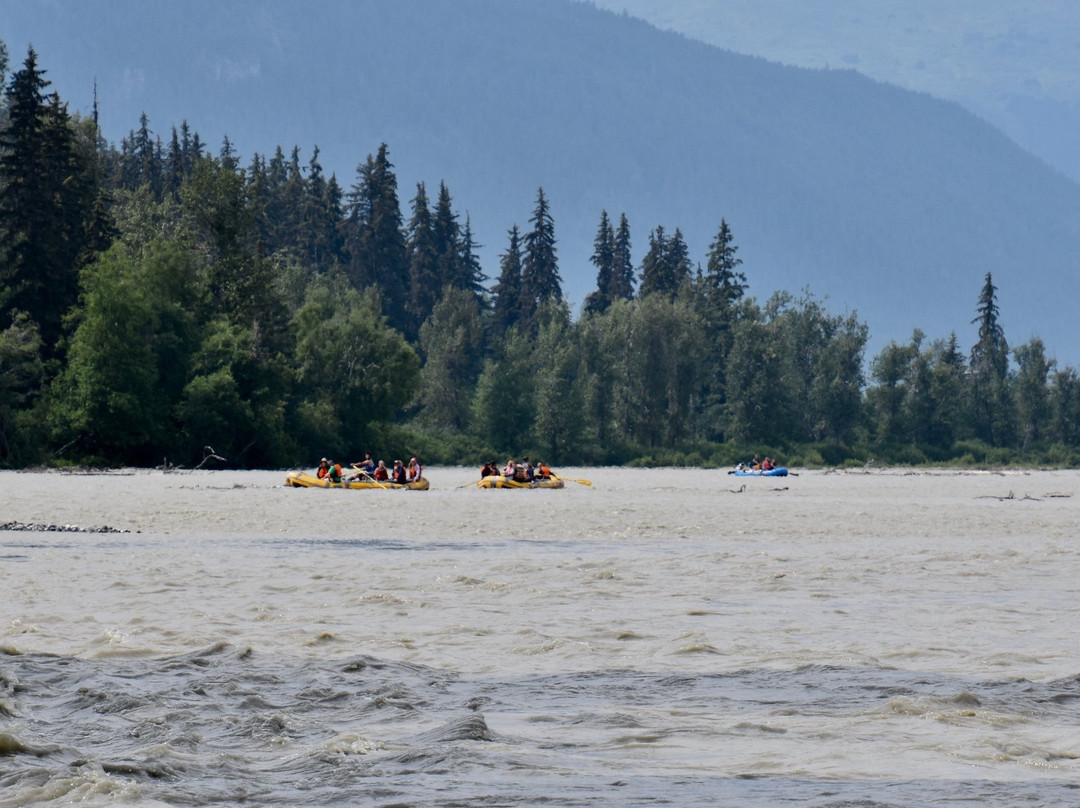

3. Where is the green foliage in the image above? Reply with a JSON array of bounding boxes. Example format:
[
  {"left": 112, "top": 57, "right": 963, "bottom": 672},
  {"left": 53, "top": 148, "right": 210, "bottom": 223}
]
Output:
[
  {"left": 292, "top": 275, "right": 419, "bottom": 459},
  {"left": 472, "top": 329, "right": 536, "bottom": 454},
  {"left": 415, "top": 287, "right": 484, "bottom": 432},
  {"left": 2, "top": 45, "right": 1079, "bottom": 470},
  {"left": 178, "top": 366, "right": 254, "bottom": 458},
  {"left": 49, "top": 241, "right": 200, "bottom": 464},
  {"left": 0, "top": 48, "right": 98, "bottom": 354},
  {"left": 0, "top": 311, "right": 46, "bottom": 465}
]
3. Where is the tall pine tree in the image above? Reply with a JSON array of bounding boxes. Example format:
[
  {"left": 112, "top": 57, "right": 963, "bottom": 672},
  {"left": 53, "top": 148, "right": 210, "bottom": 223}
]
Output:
[
  {"left": 457, "top": 214, "right": 487, "bottom": 305},
  {"left": 342, "top": 143, "right": 408, "bottom": 334},
  {"left": 584, "top": 209, "right": 615, "bottom": 315},
  {"left": 610, "top": 212, "right": 635, "bottom": 302},
  {"left": 405, "top": 181, "right": 440, "bottom": 332},
  {"left": 520, "top": 187, "right": 561, "bottom": 330},
  {"left": 0, "top": 47, "right": 95, "bottom": 356},
  {"left": 491, "top": 225, "right": 523, "bottom": 338},
  {"left": 968, "top": 272, "right": 1014, "bottom": 445}
]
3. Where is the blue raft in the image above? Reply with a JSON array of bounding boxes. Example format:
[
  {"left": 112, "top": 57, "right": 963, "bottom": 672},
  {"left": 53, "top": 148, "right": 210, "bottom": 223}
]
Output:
[{"left": 731, "top": 467, "right": 789, "bottom": 477}]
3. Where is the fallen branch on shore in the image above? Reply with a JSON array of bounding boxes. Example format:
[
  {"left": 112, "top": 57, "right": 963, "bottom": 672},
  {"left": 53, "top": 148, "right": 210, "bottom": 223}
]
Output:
[{"left": 975, "top": 491, "right": 1042, "bottom": 502}]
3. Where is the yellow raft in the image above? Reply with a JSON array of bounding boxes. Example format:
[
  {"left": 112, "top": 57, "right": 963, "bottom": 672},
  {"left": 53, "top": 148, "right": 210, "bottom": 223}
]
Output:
[
  {"left": 477, "top": 475, "right": 564, "bottom": 489},
  {"left": 285, "top": 471, "right": 430, "bottom": 490}
]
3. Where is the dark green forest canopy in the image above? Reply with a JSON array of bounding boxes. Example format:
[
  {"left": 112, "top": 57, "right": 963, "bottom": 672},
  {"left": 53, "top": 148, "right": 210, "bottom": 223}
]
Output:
[{"left": 2, "top": 43, "right": 1079, "bottom": 469}]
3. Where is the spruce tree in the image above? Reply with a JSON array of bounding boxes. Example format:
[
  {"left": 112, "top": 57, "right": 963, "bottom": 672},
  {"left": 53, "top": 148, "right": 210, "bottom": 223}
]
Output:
[
  {"left": 968, "top": 272, "right": 1014, "bottom": 445},
  {"left": 342, "top": 143, "right": 409, "bottom": 333},
  {"left": 164, "top": 126, "right": 184, "bottom": 199},
  {"left": 584, "top": 209, "right": 615, "bottom": 314},
  {"left": 703, "top": 219, "right": 746, "bottom": 307},
  {"left": 638, "top": 225, "right": 671, "bottom": 298},
  {"left": 640, "top": 225, "right": 692, "bottom": 297},
  {"left": 610, "top": 212, "right": 635, "bottom": 301},
  {"left": 457, "top": 214, "right": 487, "bottom": 304},
  {"left": 299, "top": 146, "right": 341, "bottom": 271},
  {"left": 698, "top": 219, "right": 746, "bottom": 439},
  {"left": 120, "top": 112, "right": 163, "bottom": 195},
  {"left": 491, "top": 225, "right": 523, "bottom": 338},
  {"left": 0, "top": 48, "right": 94, "bottom": 356},
  {"left": 405, "top": 181, "right": 440, "bottom": 332},
  {"left": 970, "top": 272, "right": 1008, "bottom": 380},
  {"left": 432, "top": 181, "right": 463, "bottom": 291},
  {"left": 520, "top": 187, "right": 561, "bottom": 329}
]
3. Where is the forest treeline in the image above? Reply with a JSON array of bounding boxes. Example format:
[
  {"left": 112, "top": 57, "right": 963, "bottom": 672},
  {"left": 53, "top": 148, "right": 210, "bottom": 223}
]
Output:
[{"left": 1, "top": 45, "right": 1078, "bottom": 470}]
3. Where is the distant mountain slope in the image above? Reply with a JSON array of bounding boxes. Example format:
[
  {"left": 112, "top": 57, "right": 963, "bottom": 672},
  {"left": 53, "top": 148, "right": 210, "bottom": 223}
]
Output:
[
  {"left": 6, "top": 0, "right": 1080, "bottom": 361},
  {"left": 591, "top": 0, "right": 1080, "bottom": 186}
]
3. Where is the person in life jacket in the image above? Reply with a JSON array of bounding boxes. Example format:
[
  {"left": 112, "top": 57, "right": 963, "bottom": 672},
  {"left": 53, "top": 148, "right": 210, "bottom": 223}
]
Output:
[
  {"left": 392, "top": 460, "right": 407, "bottom": 485},
  {"left": 316, "top": 458, "right": 331, "bottom": 479},
  {"left": 327, "top": 460, "right": 343, "bottom": 483},
  {"left": 407, "top": 457, "right": 423, "bottom": 482},
  {"left": 373, "top": 460, "right": 390, "bottom": 481}
]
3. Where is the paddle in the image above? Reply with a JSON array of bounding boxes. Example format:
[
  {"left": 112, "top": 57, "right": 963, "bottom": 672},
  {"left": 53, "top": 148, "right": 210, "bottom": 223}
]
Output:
[
  {"left": 456, "top": 479, "right": 483, "bottom": 488},
  {"left": 350, "top": 463, "right": 390, "bottom": 489},
  {"left": 551, "top": 473, "right": 592, "bottom": 487}
]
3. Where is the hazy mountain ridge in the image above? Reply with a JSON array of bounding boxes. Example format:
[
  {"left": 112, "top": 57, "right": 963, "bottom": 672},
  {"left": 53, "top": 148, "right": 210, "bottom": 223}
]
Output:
[
  {"left": 592, "top": 0, "right": 1080, "bottom": 184},
  {"left": 6, "top": 0, "right": 1080, "bottom": 360}
]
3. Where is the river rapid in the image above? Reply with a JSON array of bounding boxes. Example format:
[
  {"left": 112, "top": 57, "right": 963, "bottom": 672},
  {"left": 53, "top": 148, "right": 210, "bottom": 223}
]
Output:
[{"left": 2, "top": 466, "right": 1079, "bottom": 807}]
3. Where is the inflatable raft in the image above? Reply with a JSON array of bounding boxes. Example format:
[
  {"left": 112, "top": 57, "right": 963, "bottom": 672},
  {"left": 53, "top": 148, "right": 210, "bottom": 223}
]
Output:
[
  {"left": 477, "top": 475, "right": 564, "bottom": 489},
  {"left": 731, "top": 467, "right": 788, "bottom": 477},
  {"left": 285, "top": 471, "right": 430, "bottom": 490}
]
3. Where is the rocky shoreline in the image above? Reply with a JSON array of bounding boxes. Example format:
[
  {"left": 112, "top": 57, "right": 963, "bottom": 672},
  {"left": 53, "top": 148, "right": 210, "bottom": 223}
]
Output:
[{"left": 0, "top": 521, "right": 130, "bottom": 533}]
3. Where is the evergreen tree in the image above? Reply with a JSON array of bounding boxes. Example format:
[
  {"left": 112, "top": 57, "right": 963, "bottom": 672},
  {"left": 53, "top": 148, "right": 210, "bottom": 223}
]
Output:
[
  {"left": 970, "top": 272, "right": 1009, "bottom": 380},
  {"left": 520, "top": 187, "right": 561, "bottom": 329},
  {"left": 610, "top": 212, "right": 635, "bottom": 302},
  {"left": 457, "top": 214, "right": 487, "bottom": 305},
  {"left": 583, "top": 209, "right": 615, "bottom": 315},
  {"left": 405, "top": 181, "right": 440, "bottom": 331},
  {"left": 0, "top": 48, "right": 95, "bottom": 356},
  {"left": 432, "top": 180, "right": 463, "bottom": 290},
  {"left": 702, "top": 219, "right": 746, "bottom": 308},
  {"left": 120, "top": 112, "right": 163, "bottom": 195},
  {"left": 342, "top": 143, "right": 409, "bottom": 334},
  {"left": 491, "top": 225, "right": 523, "bottom": 338},
  {"left": 278, "top": 146, "right": 306, "bottom": 250},
  {"left": 638, "top": 226, "right": 667, "bottom": 298},
  {"left": 695, "top": 219, "right": 746, "bottom": 440},
  {"left": 638, "top": 225, "right": 690, "bottom": 298},
  {"left": 164, "top": 126, "right": 184, "bottom": 199},
  {"left": 299, "top": 146, "right": 341, "bottom": 271},
  {"left": 968, "top": 272, "right": 1014, "bottom": 445}
]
